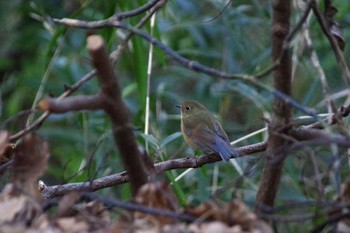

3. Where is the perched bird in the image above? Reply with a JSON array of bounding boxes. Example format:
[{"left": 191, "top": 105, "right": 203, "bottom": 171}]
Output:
[{"left": 177, "top": 100, "right": 239, "bottom": 162}]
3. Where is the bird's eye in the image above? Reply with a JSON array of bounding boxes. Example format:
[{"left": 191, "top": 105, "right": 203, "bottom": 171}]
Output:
[{"left": 185, "top": 106, "right": 191, "bottom": 111}]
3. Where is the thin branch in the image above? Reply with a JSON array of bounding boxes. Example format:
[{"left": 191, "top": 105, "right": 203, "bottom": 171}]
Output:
[
  {"left": 310, "top": 212, "right": 350, "bottom": 233},
  {"left": 303, "top": 105, "right": 350, "bottom": 129},
  {"left": 53, "top": 0, "right": 314, "bottom": 82},
  {"left": 8, "top": 1, "right": 167, "bottom": 142},
  {"left": 114, "top": 0, "right": 164, "bottom": 20},
  {"left": 80, "top": 192, "right": 196, "bottom": 222},
  {"left": 296, "top": 0, "right": 336, "bottom": 116},
  {"left": 110, "top": 0, "right": 167, "bottom": 63},
  {"left": 311, "top": 1, "right": 350, "bottom": 87},
  {"left": 254, "top": 0, "right": 313, "bottom": 79},
  {"left": 261, "top": 208, "right": 350, "bottom": 225},
  {"left": 9, "top": 69, "right": 97, "bottom": 142},
  {"left": 53, "top": 15, "right": 318, "bottom": 122},
  {"left": 203, "top": 0, "right": 233, "bottom": 23},
  {"left": 8, "top": 0, "right": 318, "bottom": 145},
  {"left": 41, "top": 113, "right": 350, "bottom": 199},
  {"left": 292, "top": 128, "right": 350, "bottom": 147},
  {"left": 41, "top": 141, "right": 267, "bottom": 198},
  {"left": 53, "top": 17, "right": 252, "bottom": 81},
  {"left": 9, "top": 111, "right": 51, "bottom": 142},
  {"left": 0, "top": 160, "right": 13, "bottom": 173},
  {"left": 26, "top": 37, "right": 64, "bottom": 126}
]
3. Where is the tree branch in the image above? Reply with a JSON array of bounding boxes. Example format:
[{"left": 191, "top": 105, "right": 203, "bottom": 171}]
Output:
[
  {"left": 40, "top": 102, "right": 350, "bottom": 199},
  {"left": 311, "top": 1, "right": 350, "bottom": 87},
  {"left": 38, "top": 95, "right": 103, "bottom": 113},
  {"left": 41, "top": 141, "right": 267, "bottom": 198},
  {"left": 52, "top": 7, "right": 321, "bottom": 121},
  {"left": 87, "top": 35, "right": 147, "bottom": 196},
  {"left": 9, "top": 70, "right": 97, "bottom": 142},
  {"left": 8, "top": 1, "right": 166, "bottom": 143},
  {"left": 114, "top": 0, "right": 164, "bottom": 20}
]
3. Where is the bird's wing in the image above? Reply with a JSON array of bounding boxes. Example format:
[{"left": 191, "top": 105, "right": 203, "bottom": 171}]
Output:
[
  {"left": 213, "top": 121, "right": 230, "bottom": 142},
  {"left": 195, "top": 121, "right": 239, "bottom": 161}
]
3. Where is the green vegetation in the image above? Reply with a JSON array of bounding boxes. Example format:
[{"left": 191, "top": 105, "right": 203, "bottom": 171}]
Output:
[{"left": 1, "top": 0, "right": 350, "bottom": 232}]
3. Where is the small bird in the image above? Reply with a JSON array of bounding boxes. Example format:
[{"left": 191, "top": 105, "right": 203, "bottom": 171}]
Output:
[{"left": 177, "top": 100, "right": 239, "bottom": 162}]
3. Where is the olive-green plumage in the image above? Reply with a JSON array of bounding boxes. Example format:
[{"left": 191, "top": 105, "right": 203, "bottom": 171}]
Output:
[{"left": 177, "top": 100, "right": 239, "bottom": 162}]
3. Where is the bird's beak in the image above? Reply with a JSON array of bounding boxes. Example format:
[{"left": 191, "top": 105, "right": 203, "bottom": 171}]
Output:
[{"left": 176, "top": 104, "right": 181, "bottom": 109}]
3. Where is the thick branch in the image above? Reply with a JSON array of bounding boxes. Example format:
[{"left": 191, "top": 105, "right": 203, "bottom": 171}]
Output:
[
  {"left": 38, "top": 95, "right": 103, "bottom": 113},
  {"left": 87, "top": 35, "right": 147, "bottom": 196},
  {"left": 256, "top": 0, "right": 292, "bottom": 211},
  {"left": 9, "top": 1, "right": 165, "bottom": 143},
  {"left": 41, "top": 172, "right": 129, "bottom": 198}
]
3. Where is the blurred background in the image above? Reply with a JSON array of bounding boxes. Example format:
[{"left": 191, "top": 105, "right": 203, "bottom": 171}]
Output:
[{"left": 1, "top": 0, "right": 350, "bottom": 231}]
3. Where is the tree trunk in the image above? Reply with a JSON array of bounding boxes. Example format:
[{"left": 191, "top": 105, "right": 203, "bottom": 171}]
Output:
[{"left": 256, "top": 0, "right": 292, "bottom": 212}]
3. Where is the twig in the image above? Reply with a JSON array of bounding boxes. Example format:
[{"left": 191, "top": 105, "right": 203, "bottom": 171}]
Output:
[
  {"left": 80, "top": 192, "right": 196, "bottom": 222},
  {"left": 296, "top": 0, "right": 336, "bottom": 116},
  {"left": 254, "top": 0, "right": 313, "bottom": 79},
  {"left": 110, "top": 0, "right": 167, "bottom": 64},
  {"left": 114, "top": 0, "right": 163, "bottom": 20},
  {"left": 53, "top": 13, "right": 321, "bottom": 120},
  {"left": 8, "top": 1, "right": 167, "bottom": 142},
  {"left": 311, "top": 1, "right": 350, "bottom": 87},
  {"left": 292, "top": 127, "right": 350, "bottom": 147},
  {"left": 41, "top": 120, "right": 350, "bottom": 199},
  {"left": 9, "top": 69, "right": 96, "bottom": 142},
  {"left": 303, "top": 105, "right": 350, "bottom": 129},
  {"left": 53, "top": 17, "right": 252, "bottom": 81},
  {"left": 203, "top": 0, "right": 233, "bottom": 23}
]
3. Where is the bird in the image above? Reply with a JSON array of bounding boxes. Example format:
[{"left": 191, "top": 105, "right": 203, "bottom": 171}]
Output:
[{"left": 176, "top": 100, "right": 239, "bottom": 162}]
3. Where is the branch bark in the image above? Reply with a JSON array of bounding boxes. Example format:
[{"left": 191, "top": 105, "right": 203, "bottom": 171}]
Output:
[
  {"left": 87, "top": 35, "right": 147, "bottom": 196},
  {"left": 41, "top": 141, "right": 267, "bottom": 198},
  {"left": 256, "top": 0, "right": 292, "bottom": 212},
  {"left": 38, "top": 95, "right": 103, "bottom": 113}
]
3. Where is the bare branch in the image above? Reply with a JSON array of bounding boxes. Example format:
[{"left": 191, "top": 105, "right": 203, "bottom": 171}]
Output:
[
  {"left": 52, "top": 17, "right": 253, "bottom": 81},
  {"left": 40, "top": 100, "right": 350, "bottom": 199},
  {"left": 110, "top": 0, "right": 167, "bottom": 63},
  {"left": 87, "top": 35, "right": 147, "bottom": 195},
  {"left": 8, "top": 1, "right": 166, "bottom": 142},
  {"left": 41, "top": 141, "right": 267, "bottom": 198},
  {"left": 114, "top": 0, "right": 165, "bottom": 20},
  {"left": 303, "top": 105, "right": 350, "bottom": 129},
  {"left": 41, "top": 171, "right": 129, "bottom": 198},
  {"left": 9, "top": 70, "right": 97, "bottom": 142},
  {"left": 311, "top": 1, "right": 350, "bottom": 87},
  {"left": 80, "top": 192, "right": 196, "bottom": 222},
  {"left": 52, "top": 9, "right": 321, "bottom": 121},
  {"left": 292, "top": 128, "right": 350, "bottom": 147},
  {"left": 38, "top": 95, "right": 103, "bottom": 113}
]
